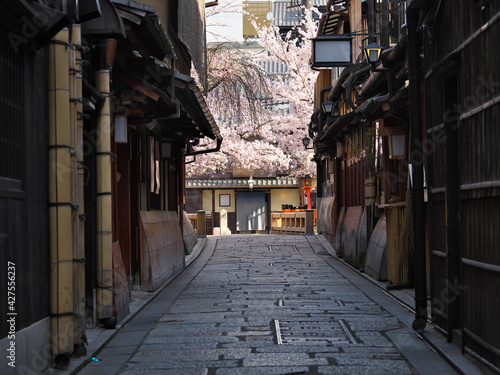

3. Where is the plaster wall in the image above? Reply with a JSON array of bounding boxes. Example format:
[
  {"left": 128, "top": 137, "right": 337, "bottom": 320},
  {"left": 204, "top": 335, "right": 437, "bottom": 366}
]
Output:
[
  {"left": 270, "top": 188, "right": 299, "bottom": 211},
  {"left": 215, "top": 189, "right": 236, "bottom": 212},
  {"left": 202, "top": 190, "right": 212, "bottom": 212}
]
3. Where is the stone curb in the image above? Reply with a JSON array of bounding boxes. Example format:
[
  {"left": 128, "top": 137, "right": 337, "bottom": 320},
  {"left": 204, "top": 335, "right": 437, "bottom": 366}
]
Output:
[
  {"left": 314, "top": 234, "right": 484, "bottom": 375},
  {"left": 47, "top": 237, "right": 208, "bottom": 375}
]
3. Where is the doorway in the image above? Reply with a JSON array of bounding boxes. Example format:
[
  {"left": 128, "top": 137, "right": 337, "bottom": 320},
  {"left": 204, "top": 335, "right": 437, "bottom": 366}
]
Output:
[{"left": 236, "top": 192, "right": 267, "bottom": 232}]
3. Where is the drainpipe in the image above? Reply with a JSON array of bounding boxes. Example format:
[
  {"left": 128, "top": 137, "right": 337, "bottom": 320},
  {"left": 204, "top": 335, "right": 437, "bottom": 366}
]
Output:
[
  {"left": 96, "top": 47, "right": 114, "bottom": 324},
  {"left": 185, "top": 138, "right": 222, "bottom": 156},
  {"left": 48, "top": 28, "right": 74, "bottom": 369},
  {"left": 70, "top": 24, "right": 86, "bottom": 354},
  {"left": 407, "top": 7, "right": 427, "bottom": 332},
  {"left": 68, "top": 25, "right": 78, "bottom": 350}
]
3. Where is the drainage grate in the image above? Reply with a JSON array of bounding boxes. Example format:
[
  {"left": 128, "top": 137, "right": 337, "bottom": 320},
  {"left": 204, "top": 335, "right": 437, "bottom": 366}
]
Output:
[
  {"left": 274, "top": 319, "right": 358, "bottom": 345},
  {"left": 268, "top": 245, "right": 298, "bottom": 252}
]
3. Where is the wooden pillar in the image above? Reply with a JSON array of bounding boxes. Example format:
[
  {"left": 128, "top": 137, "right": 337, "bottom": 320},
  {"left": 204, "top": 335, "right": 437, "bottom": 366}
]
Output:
[
  {"left": 305, "top": 209, "right": 314, "bottom": 234},
  {"left": 350, "top": 0, "right": 363, "bottom": 62},
  {"left": 197, "top": 210, "right": 206, "bottom": 236}
]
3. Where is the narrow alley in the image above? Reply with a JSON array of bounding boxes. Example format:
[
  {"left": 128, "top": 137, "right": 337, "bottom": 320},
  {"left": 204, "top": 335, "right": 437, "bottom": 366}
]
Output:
[{"left": 76, "top": 235, "right": 459, "bottom": 375}]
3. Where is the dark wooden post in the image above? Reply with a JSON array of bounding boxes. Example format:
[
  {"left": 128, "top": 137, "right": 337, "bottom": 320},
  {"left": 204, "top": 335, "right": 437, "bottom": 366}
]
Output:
[
  {"left": 197, "top": 210, "right": 206, "bottom": 236},
  {"left": 305, "top": 209, "right": 314, "bottom": 234},
  {"left": 407, "top": 6, "right": 427, "bottom": 332}
]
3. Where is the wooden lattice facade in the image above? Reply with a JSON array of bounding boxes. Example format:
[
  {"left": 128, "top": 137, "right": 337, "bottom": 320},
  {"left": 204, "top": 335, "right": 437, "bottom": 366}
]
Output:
[{"left": 424, "top": 1, "right": 500, "bottom": 370}]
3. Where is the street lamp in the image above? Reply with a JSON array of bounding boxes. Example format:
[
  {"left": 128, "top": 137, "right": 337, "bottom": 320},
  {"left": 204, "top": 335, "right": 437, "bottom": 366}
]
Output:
[
  {"left": 311, "top": 35, "right": 352, "bottom": 68},
  {"left": 302, "top": 137, "right": 313, "bottom": 150},
  {"left": 388, "top": 133, "right": 406, "bottom": 159},
  {"left": 363, "top": 42, "right": 395, "bottom": 73},
  {"left": 321, "top": 100, "right": 335, "bottom": 116},
  {"left": 364, "top": 41, "right": 384, "bottom": 65},
  {"left": 248, "top": 176, "right": 254, "bottom": 191}
]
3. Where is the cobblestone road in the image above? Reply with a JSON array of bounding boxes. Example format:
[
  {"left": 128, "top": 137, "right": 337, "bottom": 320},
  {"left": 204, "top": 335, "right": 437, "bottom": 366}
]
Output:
[{"left": 79, "top": 235, "right": 458, "bottom": 375}]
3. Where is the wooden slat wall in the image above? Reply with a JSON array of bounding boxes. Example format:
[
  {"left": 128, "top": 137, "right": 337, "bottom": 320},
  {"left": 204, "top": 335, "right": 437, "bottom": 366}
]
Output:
[
  {"left": 338, "top": 124, "right": 366, "bottom": 209},
  {"left": 425, "top": 1, "right": 500, "bottom": 370},
  {"left": 458, "top": 2, "right": 500, "bottom": 368},
  {"left": 428, "top": 196, "right": 447, "bottom": 331},
  {"left": 0, "top": 43, "right": 50, "bottom": 338},
  {"left": 425, "top": 67, "right": 449, "bottom": 333},
  {"left": 460, "top": 196, "right": 500, "bottom": 367}
]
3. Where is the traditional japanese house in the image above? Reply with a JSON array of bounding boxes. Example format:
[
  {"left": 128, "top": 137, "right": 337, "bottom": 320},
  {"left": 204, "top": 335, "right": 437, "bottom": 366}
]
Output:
[
  {"left": 0, "top": 0, "right": 221, "bottom": 372},
  {"left": 310, "top": 0, "right": 500, "bottom": 370},
  {"left": 418, "top": 0, "right": 500, "bottom": 371},
  {"left": 310, "top": 0, "right": 411, "bottom": 279},
  {"left": 80, "top": 0, "right": 221, "bottom": 321},
  {"left": 186, "top": 170, "right": 304, "bottom": 234}
]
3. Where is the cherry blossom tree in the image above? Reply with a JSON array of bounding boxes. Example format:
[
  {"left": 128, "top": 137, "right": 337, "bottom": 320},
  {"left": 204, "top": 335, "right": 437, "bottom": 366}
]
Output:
[{"left": 187, "top": 5, "right": 319, "bottom": 178}]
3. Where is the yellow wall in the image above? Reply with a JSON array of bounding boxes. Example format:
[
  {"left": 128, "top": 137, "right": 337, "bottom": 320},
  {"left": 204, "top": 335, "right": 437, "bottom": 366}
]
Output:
[
  {"left": 199, "top": 187, "right": 300, "bottom": 213},
  {"left": 243, "top": 1, "right": 271, "bottom": 37},
  {"left": 271, "top": 189, "right": 299, "bottom": 211},
  {"left": 215, "top": 189, "right": 235, "bottom": 213},
  {"left": 201, "top": 189, "right": 236, "bottom": 213},
  {"left": 202, "top": 190, "right": 212, "bottom": 212}
]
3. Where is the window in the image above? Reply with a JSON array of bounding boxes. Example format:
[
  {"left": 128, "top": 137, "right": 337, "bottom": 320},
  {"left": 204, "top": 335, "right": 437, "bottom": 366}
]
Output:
[
  {"left": 149, "top": 135, "right": 161, "bottom": 209},
  {"left": 0, "top": 25, "right": 25, "bottom": 198},
  {"left": 185, "top": 189, "right": 202, "bottom": 213},
  {"left": 219, "top": 194, "right": 231, "bottom": 207}
]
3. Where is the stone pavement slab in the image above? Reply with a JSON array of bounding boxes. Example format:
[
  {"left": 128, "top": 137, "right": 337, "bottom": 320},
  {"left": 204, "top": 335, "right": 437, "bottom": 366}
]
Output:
[{"left": 76, "top": 235, "right": 461, "bottom": 375}]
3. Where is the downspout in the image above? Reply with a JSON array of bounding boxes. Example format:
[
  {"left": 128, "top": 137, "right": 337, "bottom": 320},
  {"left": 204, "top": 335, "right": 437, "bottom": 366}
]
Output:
[
  {"left": 407, "top": 7, "right": 428, "bottom": 332},
  {"left": 70, "top": 24, "right": 87, "bottom": 354},
  {"left": 185, "top": 137, "right": 222, "bottom": 156},
  {"left": 179, "top": 150, "right": 185, "bottom": 238},
  {"left": 96, "top": 51, "right": 114, "bottom": 324},
  {"left": 48, "top": 28, "right": 74, "bottom": 369},
  {"left": 68, "top": 24, "right": 78, "bottom": 352}
]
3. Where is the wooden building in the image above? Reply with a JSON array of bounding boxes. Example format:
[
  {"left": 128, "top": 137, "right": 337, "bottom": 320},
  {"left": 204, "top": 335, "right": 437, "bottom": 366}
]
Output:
[
  {"left": 310, "top": 0, "right": 500, "bottom": 371},
  {"left": 186, "top": 172, "right": 306, "bottom": 234},
  {"left": 0, "top": 0, "right": 220, "bottom": 372},
  {"left": 0, "top": 3, "right": 63, "bottom": 372},
  {"left": 421, "top": 0, "right": 500, "bottom": 371},
  {"left": 311, "top": 0, "right": 410, "bottom": 278}
]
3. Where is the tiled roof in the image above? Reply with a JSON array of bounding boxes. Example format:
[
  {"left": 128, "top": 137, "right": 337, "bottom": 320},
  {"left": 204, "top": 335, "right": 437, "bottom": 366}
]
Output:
[
  {"left": 257, "top": 60, "right": 289, "bottom": 74},
  {"left": 272, "top": 1, "right": 327, "bottom": 27},
  {"left": 272, "top": 1, "right": 301, "bottom": 27},
  {"left": 289, "top": 0, "right": 328, "bottom": 8},
  {"left": 186, "top": 177, "right": 298, "bottom": 188}
]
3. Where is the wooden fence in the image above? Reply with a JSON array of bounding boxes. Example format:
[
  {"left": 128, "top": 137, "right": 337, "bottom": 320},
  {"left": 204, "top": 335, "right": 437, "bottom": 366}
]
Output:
[
  {"left": 270, "top": 210, "right": 315, "bottom": 234},
  {"left": 187, "top": 210, "right": 316, "bottom": 235},
  {"left": 186, "top": 211, "right": 210, "bottom": 235}
]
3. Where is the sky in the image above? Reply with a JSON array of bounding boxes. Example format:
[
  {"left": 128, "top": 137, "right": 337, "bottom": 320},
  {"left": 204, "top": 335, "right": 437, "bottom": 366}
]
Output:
[{"left": 206, "top": 0, "right": 245, "bottom": 43}]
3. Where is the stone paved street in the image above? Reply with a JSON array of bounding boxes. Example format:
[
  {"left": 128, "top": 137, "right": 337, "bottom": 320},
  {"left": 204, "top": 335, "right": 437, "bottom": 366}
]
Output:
[{"left": 78, "top": 235, "right": 458, "bottom": 375}]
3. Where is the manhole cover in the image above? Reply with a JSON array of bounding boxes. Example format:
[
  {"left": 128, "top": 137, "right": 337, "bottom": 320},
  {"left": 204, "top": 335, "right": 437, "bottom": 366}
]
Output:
[{"left": 274, "top": 319, "right": 358, "bottom": 345}]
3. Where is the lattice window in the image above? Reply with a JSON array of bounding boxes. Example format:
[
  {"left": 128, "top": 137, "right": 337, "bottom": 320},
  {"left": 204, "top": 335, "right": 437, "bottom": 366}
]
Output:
[
  {"left": 185, "top": 189, "right": 202, "bottom": 213},
  {"left": 0, "top": 25, "right": 25, "bottom": 196}
]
